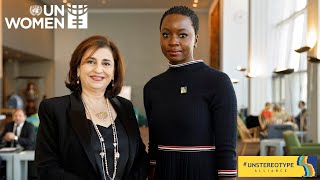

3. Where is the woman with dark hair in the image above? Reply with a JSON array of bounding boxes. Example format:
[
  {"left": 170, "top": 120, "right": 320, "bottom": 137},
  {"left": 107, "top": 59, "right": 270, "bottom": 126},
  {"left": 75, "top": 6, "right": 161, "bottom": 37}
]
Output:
[
  {"left": 144, "top": 6, "right": 237, "bottom": 180},
  {"left": 35, "top": 35, "right": 147, "bottom": 180}
]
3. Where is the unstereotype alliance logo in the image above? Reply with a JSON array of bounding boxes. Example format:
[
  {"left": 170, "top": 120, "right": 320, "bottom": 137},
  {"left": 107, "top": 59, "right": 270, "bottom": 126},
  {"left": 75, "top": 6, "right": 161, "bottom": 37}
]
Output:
[
  {"left": 5, "top": 4, "right": 88, "bottom": 29},
  {"left": 238, "top": 156, "right": 318, "bottom": 177}
]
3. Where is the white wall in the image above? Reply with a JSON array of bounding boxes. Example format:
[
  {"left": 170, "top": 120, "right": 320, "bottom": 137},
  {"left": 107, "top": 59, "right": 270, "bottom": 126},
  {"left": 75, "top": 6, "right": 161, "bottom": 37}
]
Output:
[
  {"left": 54, "top": 10, "right": 210, "bottom": 114},
  {"left": 221, "top": 0, "right": 249, "bottom": 111},
  {"left": 2, "top": 0, "right": 54, "bottom": 59}
]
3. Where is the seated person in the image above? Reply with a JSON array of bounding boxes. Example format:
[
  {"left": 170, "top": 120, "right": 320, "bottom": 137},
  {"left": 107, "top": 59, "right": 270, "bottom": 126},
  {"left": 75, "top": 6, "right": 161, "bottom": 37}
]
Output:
[
  {"left": 259, "top": 102, "right": 273, "bottom": 137},
  {"left": 260, "top": 102, "right": 273, "bottom": 124},
  {"left": 0, "top": 109, "right": 35, "bottom": 150},
  {"left": 271, "top": 105, "right": 290, "bottom": 124}
]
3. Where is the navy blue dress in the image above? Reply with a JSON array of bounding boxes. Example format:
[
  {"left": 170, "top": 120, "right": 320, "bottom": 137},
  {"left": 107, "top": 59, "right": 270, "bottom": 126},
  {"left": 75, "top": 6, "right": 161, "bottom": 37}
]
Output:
[{"left": 144, "top": 61, "right": 237, "bottom": 179}]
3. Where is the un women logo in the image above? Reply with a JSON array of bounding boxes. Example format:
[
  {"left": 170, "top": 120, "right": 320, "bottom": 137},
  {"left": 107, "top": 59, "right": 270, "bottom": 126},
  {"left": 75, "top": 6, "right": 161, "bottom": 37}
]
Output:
[
  {"left": 67, "top": 4, "right": 88, "bottom": 29},
  {"left": 29, "top": 5, "right": 42, "bottom": 16}
]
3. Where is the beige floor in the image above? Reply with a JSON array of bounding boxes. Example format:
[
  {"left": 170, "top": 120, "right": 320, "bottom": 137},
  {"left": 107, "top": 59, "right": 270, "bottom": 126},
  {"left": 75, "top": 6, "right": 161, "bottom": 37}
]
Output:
[{"left": 139, "top": 128, "right": 318, "bottom": 180}]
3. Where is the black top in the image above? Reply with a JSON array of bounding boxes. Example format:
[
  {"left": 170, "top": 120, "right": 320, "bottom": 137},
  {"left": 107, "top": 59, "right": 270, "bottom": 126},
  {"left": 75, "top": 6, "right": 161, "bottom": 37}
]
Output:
[
  {"left": 144, "top": 61, "right": 237, "bottom": 178},
  {"left": 90, "top": 118, "right": 129, "bottom": 180},
  {"left": 35, "top": 94, "right": 147, "bottom": 180}
]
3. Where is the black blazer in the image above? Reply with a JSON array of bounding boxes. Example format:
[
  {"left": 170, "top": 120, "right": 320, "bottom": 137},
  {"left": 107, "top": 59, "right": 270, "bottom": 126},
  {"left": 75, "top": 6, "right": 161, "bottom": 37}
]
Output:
[
  {"left": 1, "top": 121, "right": 35, "bottom": 150},
  {"left": 35, "top": 92, "right": 147, "bottom": 180}
]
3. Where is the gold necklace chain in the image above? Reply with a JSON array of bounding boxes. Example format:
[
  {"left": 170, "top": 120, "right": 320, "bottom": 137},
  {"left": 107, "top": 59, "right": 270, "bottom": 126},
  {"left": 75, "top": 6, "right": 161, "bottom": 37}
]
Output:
[
  {"left": 81, "top": 97, "right": 119, "bottom": 180},
  {"left": 82, "top": 97, "right": 109, "bottom": 120}
]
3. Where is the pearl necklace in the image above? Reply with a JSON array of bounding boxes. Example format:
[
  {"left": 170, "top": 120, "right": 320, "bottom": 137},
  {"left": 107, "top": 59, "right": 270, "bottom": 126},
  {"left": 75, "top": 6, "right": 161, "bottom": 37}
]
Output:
[{"left": 82, "top": 97, "right": 120, "bottom": 180}]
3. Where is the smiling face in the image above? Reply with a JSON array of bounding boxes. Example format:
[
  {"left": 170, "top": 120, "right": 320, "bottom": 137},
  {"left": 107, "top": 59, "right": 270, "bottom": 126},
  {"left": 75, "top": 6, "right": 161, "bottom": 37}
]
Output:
[
  {"left": 13, "top": 109, "right": 26, "bottom": 125},
  {"left": 160, "top": 14, "right": 198, "bottom": 65},
  {"left": 77, "top": 47, "right": 114, "bottom": 94}
]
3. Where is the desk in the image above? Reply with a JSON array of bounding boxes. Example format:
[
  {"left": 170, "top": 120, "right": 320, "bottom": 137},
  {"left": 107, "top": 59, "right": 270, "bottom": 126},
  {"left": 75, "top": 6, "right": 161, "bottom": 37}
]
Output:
[
  {"left": 13, "top": 151, "right": 35, "bottom": 180},
  {"left": 260, "top": 139, "right": 285, "bottom": 156},
  {"left": 0, "top": 150, "right": 35, "bottom": 180},
  {"left": 0, "top": 152, "right": 14, "bottom": 180}
]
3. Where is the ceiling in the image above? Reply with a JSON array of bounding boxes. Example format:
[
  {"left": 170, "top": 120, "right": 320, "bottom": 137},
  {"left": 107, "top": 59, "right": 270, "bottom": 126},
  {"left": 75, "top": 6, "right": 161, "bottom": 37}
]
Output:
[
  {"left": 3, "top": 46, "right": 51, "bottom": 63},
  {"left": 40, "top": 0, "right": 213, "bottom": 9}
]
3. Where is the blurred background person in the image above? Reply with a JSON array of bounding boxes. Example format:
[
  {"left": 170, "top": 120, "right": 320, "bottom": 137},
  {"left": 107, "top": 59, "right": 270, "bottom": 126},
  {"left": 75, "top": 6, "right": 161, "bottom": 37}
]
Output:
[
  {"left": 260, "top": 102, "right": 273, "bottom": 124},
  {"left": 271, "top": 105, "right": 291, "bottom": 124},
  {"left": 295, "top": 100, "right": 307, "bottom": 131},
  {"left": 0, "top": 109, "right": 35, "bottom": 150}
]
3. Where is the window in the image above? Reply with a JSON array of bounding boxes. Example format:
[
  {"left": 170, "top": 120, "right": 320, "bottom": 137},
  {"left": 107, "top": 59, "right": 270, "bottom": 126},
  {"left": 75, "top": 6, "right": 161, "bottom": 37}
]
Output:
[{"left": 272, "top": 0, "right": 307, "bottom": 115}]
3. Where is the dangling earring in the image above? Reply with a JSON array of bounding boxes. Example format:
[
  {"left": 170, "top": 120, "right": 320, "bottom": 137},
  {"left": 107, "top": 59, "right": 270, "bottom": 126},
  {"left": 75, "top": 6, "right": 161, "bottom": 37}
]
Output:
[
  {"left": 111, "top": 79, "right": 114, "bottom": 87},
  {"left": 76, "top": 76, "right": 80, "bottom": 84}
]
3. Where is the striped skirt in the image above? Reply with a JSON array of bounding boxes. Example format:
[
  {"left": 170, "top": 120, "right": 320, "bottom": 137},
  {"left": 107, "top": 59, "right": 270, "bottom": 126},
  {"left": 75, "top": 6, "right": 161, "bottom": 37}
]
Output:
[{"left": 154, "top": 146, "right": 218, "bottom": 180}]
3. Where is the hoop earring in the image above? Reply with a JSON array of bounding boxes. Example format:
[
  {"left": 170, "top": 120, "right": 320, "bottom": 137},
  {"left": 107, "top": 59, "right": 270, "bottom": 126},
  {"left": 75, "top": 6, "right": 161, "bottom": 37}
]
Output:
[
  {"left": 77, "top": 76, "right": 80, "bottom": 84},
  {"left": 111, "top": 80, "right": 114, "bottom": 87}
]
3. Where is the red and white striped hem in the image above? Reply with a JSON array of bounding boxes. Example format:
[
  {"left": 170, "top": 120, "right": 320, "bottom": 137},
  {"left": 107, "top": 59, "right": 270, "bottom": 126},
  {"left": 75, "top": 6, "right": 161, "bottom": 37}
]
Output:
[
  {"left": 158, "top": 145, "right": 215, "bottom": 152},
  {"left": 150, "top": 160, "right": 156, "bottom": 165},
  {"left": 218, "top": 170, "right": 237, "bottom": 176}
]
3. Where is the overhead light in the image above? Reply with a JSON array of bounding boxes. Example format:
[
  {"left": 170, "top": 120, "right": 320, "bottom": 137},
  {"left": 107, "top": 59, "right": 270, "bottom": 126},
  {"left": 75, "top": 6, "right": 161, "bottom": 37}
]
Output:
[
  {"left": 194, "top": 0, "right": 199, "bottom": 3},
  {"left": 295, "top": 31, "right": 317, "bottom": 53},
  {"left": 245, "top": 72, "right": 256, "bottom": 78},
  {"left": 231, "top": 78, "right": 240, "bottom": 84},
  {"left": 294, "top": 46, "right": 311, "bottom": 53},
  {"left": 308, "top": 56, "right": 320, "bottom": 63},
  {"left": 236, "top": 66, "right": 246, "bottom": 71},
  {"left": 63, "top": 0, "right": 67, "bottom": 3},
  {"left": 193, "top": 3, "right": 198, "bottom": 8},
  {"left": 273, "top": 68, "right": 294, "bottom": 75}
]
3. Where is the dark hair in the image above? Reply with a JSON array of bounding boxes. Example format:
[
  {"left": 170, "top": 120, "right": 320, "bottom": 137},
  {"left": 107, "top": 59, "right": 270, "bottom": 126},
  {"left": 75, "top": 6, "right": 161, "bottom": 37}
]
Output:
[
  {"left": 65, "top": 35, "right": 124, "bottom": 97},
  {"left": 160, "top": 6, "right": 199, "bottom": 35},
  {"left": 299, "top": 101, "right": 305, "bottom": 106}
]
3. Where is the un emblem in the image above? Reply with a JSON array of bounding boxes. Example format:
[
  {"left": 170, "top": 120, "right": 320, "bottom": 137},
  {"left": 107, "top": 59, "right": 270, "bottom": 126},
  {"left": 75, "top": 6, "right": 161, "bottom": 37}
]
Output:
[
  {"left": 30, "top": 5, "right": 42, "bottom": 16},
  {"left": 67, "top": 4, "right": 88, "bottom": 29}
]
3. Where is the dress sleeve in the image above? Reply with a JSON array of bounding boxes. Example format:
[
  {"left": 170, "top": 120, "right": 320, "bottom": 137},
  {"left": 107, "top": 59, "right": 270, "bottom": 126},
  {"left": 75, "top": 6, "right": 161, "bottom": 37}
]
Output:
[
  {"left": 210, "top": 73, "right": 237, "bottom": 177},
  {"left": 143, "top": 83, "right": 157, "bottom": 167}
]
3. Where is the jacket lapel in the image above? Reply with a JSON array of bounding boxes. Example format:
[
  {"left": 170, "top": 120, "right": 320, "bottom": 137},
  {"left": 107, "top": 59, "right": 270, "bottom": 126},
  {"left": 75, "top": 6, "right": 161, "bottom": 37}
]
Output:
[
  {"left": 20, "top": 122, "right": 26, "bottom": 136},
  {"left": 109, "top": 97, "right": 137, "bottom": 177},
  {"left": 69, "top": 93, "right": 98, "bottom": 174}
]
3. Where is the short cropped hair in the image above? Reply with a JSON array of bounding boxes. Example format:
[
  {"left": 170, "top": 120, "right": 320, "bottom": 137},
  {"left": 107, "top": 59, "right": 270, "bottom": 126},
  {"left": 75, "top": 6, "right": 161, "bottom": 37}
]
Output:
[
  {"left": 160, "top": 6, "right": 199, "bottom": 35},
  {"left": 65, "top": 36, "right": 124, "bottom": 97}
]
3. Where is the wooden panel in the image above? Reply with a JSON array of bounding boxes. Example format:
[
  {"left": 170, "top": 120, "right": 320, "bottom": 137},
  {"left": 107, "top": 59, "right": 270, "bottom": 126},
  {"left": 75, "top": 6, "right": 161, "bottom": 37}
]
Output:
[{"left": 210, "top": 0, "right": 221, "bottom": 70}]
